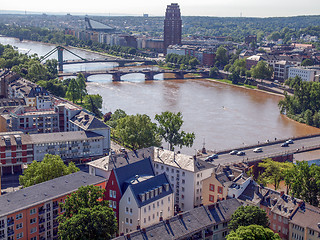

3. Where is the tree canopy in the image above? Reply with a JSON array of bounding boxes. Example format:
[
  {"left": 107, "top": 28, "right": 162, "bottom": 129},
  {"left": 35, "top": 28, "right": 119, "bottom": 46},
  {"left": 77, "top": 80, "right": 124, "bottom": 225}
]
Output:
[
  {"left": 83, "top": 94, "right": 103, "bottom": 118},
  {"left": 58, "top": 185, "right": 117, "bottom": 240},
  {"left": 250, "top": 61, "right": 273, "bottom": 80},
  {"left": 19, "top": 154, "right": 79, "bottom": 188},
  {"left": 115, "top": 114, "right": 162, "bottom": 150},
  {"left": 227, "top": 225, "right": 281, "bottom": 240},
  {"left": 258, "top": 158, "right": 293, "bottom": 190},
  {"left": 155, "top": 111, "right": 195, "bottom": 151},
  {"left": 285, "top": 161, "right": 320, "bottom": 207},
  {"left": 229, "top": 205, "right": 269, "bottom": 231}
]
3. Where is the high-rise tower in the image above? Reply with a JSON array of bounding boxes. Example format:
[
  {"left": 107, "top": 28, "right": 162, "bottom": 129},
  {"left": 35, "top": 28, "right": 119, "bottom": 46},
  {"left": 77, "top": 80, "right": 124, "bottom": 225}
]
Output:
[{"left": 164, "top": 3, "right": 182, "bottom": 54}]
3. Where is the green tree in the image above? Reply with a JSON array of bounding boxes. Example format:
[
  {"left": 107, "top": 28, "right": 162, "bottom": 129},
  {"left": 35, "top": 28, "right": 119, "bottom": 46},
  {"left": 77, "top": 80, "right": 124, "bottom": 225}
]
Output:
[
  {"left": 83, "top": 94, "right": 103, "bottom": 118},
  {"left": 76, "top": 73, "right": 87, "bottom": 103},
  {"left": 58, "top": 185, "right": 117, "bottom": 240},
  {"left": 285, "top": 161, "right": 320, "bottom": 207},
  {"left": 258, "top": 158, "right": 293, "bottom": 190},
  {"left": 65, "top": 78, "right": 79, "bottom": 103},
  {"left": 251, "top": 61, "right": 273, "bottom": 80},
  {"left": 301, "top": 58, "right": 313, "bottom": 66},
  {"left": 106, "top": 109, "right": 127, "bottom": 128},
  {"left": 45, "top": 59, "right": 58, "bottom": 79},
  {"left": 227, "top": 225, "right": 281, "bottom": 240},
  {"left": 229, "top": 206, "right": 269, "bottom": 231},
  {"left": 115, "top": 114, "right": 161, "bottom": 149},
  {"left": 155, "top": 111, "right": 195, "bottom": 151},
  {"left": 215, "top": 46, "right": 228, "bottom": 68},
  {"left": 19, "top": 154, "right": 79, "bottom": 188},
  {"left": 209, "top": 66, "right": 219, "bottom": 78}
]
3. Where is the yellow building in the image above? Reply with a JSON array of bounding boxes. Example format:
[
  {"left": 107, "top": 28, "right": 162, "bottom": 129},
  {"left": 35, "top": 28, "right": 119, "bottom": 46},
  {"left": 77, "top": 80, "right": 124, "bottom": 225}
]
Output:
[
  {"left": 289, "top": 203, "right": 320, "bottom": 240},
  {"left": 202, "top": 166, "right": 242, "bottom": 205}
]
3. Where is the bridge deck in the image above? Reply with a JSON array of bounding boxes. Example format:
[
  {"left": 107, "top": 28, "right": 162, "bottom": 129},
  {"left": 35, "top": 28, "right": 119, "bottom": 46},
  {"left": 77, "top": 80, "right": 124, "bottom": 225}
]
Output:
[{"left": 200, "top": 134, "right": 320, "bottom": 166}]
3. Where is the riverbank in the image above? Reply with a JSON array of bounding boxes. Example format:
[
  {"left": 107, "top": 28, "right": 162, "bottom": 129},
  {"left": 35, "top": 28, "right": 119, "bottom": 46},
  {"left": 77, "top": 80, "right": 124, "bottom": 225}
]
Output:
[{"left": 205, "top": 77, "right": 285, "bottom": 98}]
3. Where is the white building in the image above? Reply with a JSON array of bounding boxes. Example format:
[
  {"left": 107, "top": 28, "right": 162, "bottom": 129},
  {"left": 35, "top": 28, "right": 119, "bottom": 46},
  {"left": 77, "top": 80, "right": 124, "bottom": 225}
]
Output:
[
  {"left": 87, "top": 147, "right": 215, "bottom": 212},
  {"left": 227, "top": 174, "right": 252, "bottom": 199},
  {"left": 288, "top": 66, "right": 320, "bottom": 82},
  {"left": 31, "top": 131, "right": 104, "bottom": 161},
  {"left": 119, "top": 173, "right": 174, "bottom": 234}
]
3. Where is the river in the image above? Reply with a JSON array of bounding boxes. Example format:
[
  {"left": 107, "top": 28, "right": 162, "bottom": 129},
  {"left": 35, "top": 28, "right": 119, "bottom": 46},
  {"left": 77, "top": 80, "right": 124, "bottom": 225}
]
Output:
[{"left": 2, "top": 36, "right": 320, "bottom": 155}]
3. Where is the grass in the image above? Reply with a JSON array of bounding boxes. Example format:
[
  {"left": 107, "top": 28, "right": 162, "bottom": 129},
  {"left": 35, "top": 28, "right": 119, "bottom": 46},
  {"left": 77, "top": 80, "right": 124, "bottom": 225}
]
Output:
[{"left": 209, "top": 78, "right": 257, "bottom": 89}]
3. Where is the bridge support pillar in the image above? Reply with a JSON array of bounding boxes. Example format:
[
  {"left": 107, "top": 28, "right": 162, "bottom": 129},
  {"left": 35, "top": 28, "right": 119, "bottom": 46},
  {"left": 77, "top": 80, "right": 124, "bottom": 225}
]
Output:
[
  {"left": 57, "top": 46, "right": 64, "bottom": 72},
  {"left": 145, "top": 72, "right": 155, "bottom": 81},
  {"left": 174, "top": 72, "right": 184, "bottom": 79},
  {"left": 118, "top": 62, "right": 125, "bottom": 67},
  {"left": 112, "top": 73, "right": 121, "bottom": 81}
]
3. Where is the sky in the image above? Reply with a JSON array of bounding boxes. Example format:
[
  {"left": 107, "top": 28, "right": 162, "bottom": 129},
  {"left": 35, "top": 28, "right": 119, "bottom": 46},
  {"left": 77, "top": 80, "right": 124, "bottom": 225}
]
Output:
[{"left": 1, "top": 0, "right": 320, "bottom": 17}]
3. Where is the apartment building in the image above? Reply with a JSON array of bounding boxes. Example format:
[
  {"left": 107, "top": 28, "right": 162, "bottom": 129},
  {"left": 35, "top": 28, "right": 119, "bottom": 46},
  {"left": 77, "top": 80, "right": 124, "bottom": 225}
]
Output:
[
  {"left": 118, "top": 173, "right": 174, "bottom": 234},
  {"left": 114, "top": 198, "right": 242, "bottom": 240},
  {"left": 9, "top": 107, "right": 59, "bottom": 134},
  {"left": 88, "top": 147, "right": 215, "bottom": 212},
  {"left": 202, "top": 166, "right": 243, "bottom": 205},
  {"left": 289, "top": 203, "right": 320, "bottom": 240},
  {"left": 0, "top": 132, "right": 33, "bottom": 175},
  {"left": 8, "top": 78, "right": 49, "bottom": 109},
  {"left": 31, "top": 131, "right": 104, "bottom": 162},
  {"left": 288, "top": 66, "right": 320, "bottom": 82},
  {"left": 0, "top": 171, "right": 106, "bottom": 240}
]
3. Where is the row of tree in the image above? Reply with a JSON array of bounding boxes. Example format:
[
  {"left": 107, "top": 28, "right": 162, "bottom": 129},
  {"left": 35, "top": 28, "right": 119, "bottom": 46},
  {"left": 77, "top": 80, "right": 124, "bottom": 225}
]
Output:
[
  {"left": 105, "top": 110, "right": 195, "bottom": 151},
  {"left": 279, "top": 76, "right": 320, "bottom": 127},
  {"left": 164, "top": 53, "right": 200, "bottom": 69},
  {"left": 253, "top": 158, "right": 320, "bottom": 207}
]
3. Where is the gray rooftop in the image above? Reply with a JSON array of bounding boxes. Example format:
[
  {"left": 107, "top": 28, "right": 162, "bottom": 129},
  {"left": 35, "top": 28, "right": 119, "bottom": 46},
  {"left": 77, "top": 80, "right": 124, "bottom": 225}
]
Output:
[
  {"left": 0, "top": 171, "right": 105, "bottom": 218},
  {"left": 70, "top": 110, "right": 109, "bottom": 131},
  {"left": 113, "top": 198, "right": 242, "bottom": 240},
  {"left": 29, "top": 131, "right": 104, "bottom": 144},
  {"left": 88, "top": 147, "right": 214, "bottom": 173}
]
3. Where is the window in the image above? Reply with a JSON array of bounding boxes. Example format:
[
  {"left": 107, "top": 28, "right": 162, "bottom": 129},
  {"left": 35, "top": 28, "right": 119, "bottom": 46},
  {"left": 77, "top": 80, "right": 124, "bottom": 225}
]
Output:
[
  {"left": 218, "top": 186, "right": 223, "bottom": 194},
  {"left": 30, "top": 208, "right": 36, "bottom": 215},
  {"left": 109, "top": 190, "right": 113, "bottom": 198},
  {"left": 31, "top": 237, "right": 37, "bottom": 240},
  {"left": 16, "top": 223, "right": 23, "bottom": 230},
  {"left": 168, "top": 196, "right": 170, "bottom": 202},
  {"left": 113, "top": 201, "right": 117, "bottom": 209},
  {"left": 30, "top": 218, "right": 37, "bottom": 224},
  {"left": 126, "top": 207, "right": 129, "bottom": 213},
  {"left": 17, "top": 233, "right": 23, "bottom": 239},
  {"left": 182, "top": 179, "right": 185, "bottom": 184},
  {"left": 125, "top": 218, "right": 128, "bottom": 224},
  {"left": 182, "top": 171, "right": 185, "bottom": 176},
  {"left": 113, "top": 190, "right": 116, "bottom": 198},
  {"left": 130, "top": 219, "right": 132, "bottom": 224},
  {"left": 182, "top": 187, "right": 185, "bottom": 192},
  {"left": 144, "top": 207, "right": 146, "bottom": 213},
  {"left": 144, "top": 218, "right": 146, "bottom": 223},
  {"left": 130, "top": 208, "right": 132, "bottom": 214},
  {"left": 31, "top": 227, "right": 37, "bottom": 234},
  {"left": 171, "top": 169, "right": 174, "bottom": 173},
  {"left": 222, "top": 231, "right": 228, "bottom": 237},
  {"left": 16, "top": 213, "right": 23, "bottom": 220},
  {"left": 209, "top": 195, "right": 214, "bottom": 202},
  {"left": 209, "top": 184, "right": 215, "bottom": 192},
  {"left": 161, "top": 166, "right": 164, "bottom": 170},
  {"left": 128, "top": 197, "right": 131, "bottom": 203}
]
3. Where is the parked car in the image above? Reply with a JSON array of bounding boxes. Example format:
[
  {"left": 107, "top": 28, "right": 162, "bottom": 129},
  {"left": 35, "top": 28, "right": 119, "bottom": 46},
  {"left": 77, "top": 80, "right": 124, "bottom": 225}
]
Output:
[
  {"left": 286, "top": 139, "right": 294, "bottom": 144},
  {"left": 237, "top": 151, "right": 245, "bottom": 156},
  {"left": 205, "top": 154, "right": 218, "bottom": 162},
  {"left": 281, "top": 142, "right": 289, "bottom": 147},
  {"left": 229, "top": 150, "right": 238, "bottom": 155},
  {"left": 253, "top": 147, "right": 263, "bottom": 153}
]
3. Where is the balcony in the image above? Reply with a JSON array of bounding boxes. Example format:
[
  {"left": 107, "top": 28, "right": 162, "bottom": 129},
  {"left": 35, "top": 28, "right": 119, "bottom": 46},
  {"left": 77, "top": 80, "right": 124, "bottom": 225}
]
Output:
[
  {"left": 7, "top": 220, "right": 14, "bottom": 226},
  {"left": 7, "top": 230, "right": 14, "bottom": 237},
  {"left": 39, "top": 218, "right": 45, "bottom": 224},
  {"left": 53, "top": 222, "right": 59, "bottom": 228},
  {"left": 53, "top": 214, "right": 58, "bottom": 219},
  {"left": 53, "top": 204, "right": 59, "bottom": 210},
  {"left": 39, "top": 228, "right": 45, "bottom": 233},
  {"left": 83, "top": 142, "right": 90, "bottom": 146}
]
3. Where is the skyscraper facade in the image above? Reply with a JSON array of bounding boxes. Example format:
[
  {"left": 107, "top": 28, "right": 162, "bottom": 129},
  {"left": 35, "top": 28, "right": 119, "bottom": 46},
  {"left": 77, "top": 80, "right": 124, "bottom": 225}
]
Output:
[{"left": 164, "top": 3, "right": 182, "bottom": 54}]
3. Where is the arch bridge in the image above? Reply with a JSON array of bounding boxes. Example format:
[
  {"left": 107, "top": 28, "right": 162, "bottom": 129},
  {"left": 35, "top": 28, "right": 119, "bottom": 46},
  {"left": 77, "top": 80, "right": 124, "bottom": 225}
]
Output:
[{"left": 58, "top": 69, "right": 210, "bottom": 81}]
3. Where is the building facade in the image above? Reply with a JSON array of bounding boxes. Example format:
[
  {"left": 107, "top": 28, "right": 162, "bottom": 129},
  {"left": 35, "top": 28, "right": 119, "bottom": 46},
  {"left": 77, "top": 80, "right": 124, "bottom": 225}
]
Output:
[
  {"left": 164, "top": 3, "right": 182, "bottom": 54},
  {"left": 0, "top": 171, "right": 106, "bottom": 240}
]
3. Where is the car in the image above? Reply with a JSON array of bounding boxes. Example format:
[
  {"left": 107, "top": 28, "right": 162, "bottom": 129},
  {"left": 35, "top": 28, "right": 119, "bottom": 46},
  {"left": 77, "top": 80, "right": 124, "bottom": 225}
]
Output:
[
  {"left": 281, "top": 142, "right": 289, "bottom": 147},
  {"left": 286, "top": 139, "right": 294, "bottom": 144},
  {"left": 205, "top": 154, "right": 218, "bottom": 162},
  {"left": 253, "top": 147, "right": 263, "bottom": 153},
  {"left": 229, "top": 150, "right": 238, "bottom": 155},
  {"left": 210, "top": 154, "right": 219, "bottom": 159},
  {"left": 237, "top": 151, "right": 245, "bottom": 156}
]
